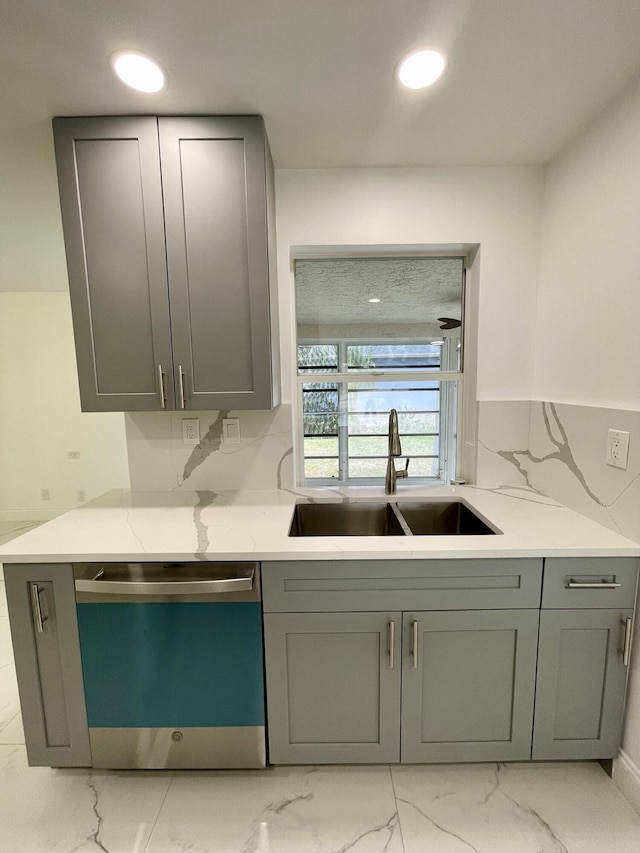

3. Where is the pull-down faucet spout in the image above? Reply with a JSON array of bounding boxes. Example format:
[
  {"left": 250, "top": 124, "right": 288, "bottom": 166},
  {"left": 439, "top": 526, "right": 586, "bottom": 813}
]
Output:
[{"left": 385, "top": 408, "right": 410, "bottom": 494}]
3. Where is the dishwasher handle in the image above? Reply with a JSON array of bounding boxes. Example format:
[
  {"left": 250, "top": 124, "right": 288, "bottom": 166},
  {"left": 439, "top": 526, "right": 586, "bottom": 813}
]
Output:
[{"left": 75, "top": 567, "right": 254, "bottom": 596}]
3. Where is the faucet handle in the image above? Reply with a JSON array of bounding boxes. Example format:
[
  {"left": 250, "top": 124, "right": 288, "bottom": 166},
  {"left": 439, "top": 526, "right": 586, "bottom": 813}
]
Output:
[{"left": 397, "top": 458, "right": 410, "bottom": 479}]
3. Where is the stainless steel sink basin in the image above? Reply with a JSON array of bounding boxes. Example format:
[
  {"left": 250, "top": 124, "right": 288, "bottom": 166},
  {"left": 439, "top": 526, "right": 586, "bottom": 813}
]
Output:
[
  {"left": 288, "top": 502, "right": 407, "bottom": 536},
  {"left": 396, "top": 501, "right": 496, "bottom": 536},
  {"left": 288, "top": 499, "right": 497, "bottom": 537}
]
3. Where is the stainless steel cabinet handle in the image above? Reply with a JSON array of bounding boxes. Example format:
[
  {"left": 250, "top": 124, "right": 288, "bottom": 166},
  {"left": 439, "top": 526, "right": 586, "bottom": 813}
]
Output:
[
  {"left": 157, "top": 364, "right": 166, "bottom": 409},
  {"left": 75, "top": 569, "right": 254, "bottom": 596},
  {"left": 30, "top": 583, "right": 45, "bottom": 633},
  {"left": 619, "top": 617, "right": 633, "bottom": 666},
  {"left": 178, "top": 365, "right": 186, "bottom": 409},
  {"left": 388, "top": 620, "right": 395, "bottom": 669},
  {"left": 411, "top": 619, "right": 418, "bottom": 669},
  {"left": 567, "top": 579, "right": 622, "bottom": 589}
]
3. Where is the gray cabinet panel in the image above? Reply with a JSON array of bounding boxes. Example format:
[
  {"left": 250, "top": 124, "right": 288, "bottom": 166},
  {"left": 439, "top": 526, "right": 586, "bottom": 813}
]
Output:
[
  {"left": 4, "top": 564, "right": 91, "bottom": 767},
  {"left": 262, "top": 559, "right": 543, "bottom": 613},
  {"left": 401, "top": 610, "right": 539, "bottom": 763},
  {"left": 159, "top": 116, "right": 278, "bottom": 410},
  {"left": 542, "top": 558, "right": 638, "bottom": 609},
  {"left": 53, "top": 115, "right": 279, "bottom": 412},
  {"left": 264, "top": 612, "right": 401, "bottom": 763},
  {"left": 53, "top": 117, "right": 173, "bottom": 411},
  {"left": 532, "top": 609, "right": 632, "bottom": 759}
]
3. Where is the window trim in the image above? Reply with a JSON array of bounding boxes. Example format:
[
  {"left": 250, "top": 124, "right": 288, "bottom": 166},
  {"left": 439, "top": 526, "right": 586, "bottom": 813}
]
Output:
[{"left": 290, "top": 245, "right": 478, "bottom": 489}]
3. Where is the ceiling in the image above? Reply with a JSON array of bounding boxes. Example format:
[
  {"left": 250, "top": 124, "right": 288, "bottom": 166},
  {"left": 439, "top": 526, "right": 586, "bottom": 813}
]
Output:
[
  {"left": 1, "top": 1, "right": 640, "bottom": 168},
  {"left": 295, "top": 257, "right": 463, "bottom": 328}
]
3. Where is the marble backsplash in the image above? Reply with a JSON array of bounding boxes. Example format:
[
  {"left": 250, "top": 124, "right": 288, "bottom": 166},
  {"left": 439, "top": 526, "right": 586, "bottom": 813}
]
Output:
[
  {"left": 125, "top": 404, "right": 294, "bottom": 493},
  {"left": 477, "top": 400, "right": 640, "bottom": 545}
]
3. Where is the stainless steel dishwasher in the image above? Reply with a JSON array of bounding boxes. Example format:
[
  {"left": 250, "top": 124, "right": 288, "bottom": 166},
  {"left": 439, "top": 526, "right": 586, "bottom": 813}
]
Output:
[{"left": 74, "top": 561, "right": 265, "bottom": 769}]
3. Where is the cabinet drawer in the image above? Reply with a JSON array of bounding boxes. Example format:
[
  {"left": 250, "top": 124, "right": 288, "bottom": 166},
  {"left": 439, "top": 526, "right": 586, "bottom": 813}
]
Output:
[
  {"left": 542, "top": 558, "right": 638, "bottom": 609},
  {"left": 262, "top": 559, "right": 543, "bottom": 613}
]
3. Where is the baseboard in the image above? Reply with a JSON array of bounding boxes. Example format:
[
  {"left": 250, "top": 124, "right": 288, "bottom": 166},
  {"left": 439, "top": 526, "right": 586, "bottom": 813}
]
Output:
[{"left": 613, "top": 750, "right": 640, "bottom": 815}]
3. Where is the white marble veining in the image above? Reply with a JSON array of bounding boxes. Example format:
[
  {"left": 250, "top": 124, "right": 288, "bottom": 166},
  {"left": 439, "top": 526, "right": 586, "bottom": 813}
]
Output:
[
  {"left": 125, "top": 405, "right": 295, "bottom": 494},
  {"left": 0, "top": 484, "right": 638, "bottom": 564}
]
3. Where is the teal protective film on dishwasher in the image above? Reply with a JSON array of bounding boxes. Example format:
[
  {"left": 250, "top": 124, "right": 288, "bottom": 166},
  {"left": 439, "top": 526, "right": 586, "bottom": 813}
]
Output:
[{"left": 76, "top": 602, "right": 264, "bottom": 728}]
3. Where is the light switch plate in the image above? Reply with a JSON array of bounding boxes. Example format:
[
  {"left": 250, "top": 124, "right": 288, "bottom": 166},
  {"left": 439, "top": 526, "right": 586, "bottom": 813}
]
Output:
[
  {"left": 606, "top": 429, "right": 630, "bottom": 469},
  {"left": 182, "top": 418, "right": 200, "bottom": 446},
  {"left": 223, "top": 417, "right": 241, "bottom": 445}
]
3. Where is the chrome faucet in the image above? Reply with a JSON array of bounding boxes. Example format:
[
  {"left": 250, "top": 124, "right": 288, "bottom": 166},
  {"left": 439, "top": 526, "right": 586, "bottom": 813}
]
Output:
[{"left": 385, "top": 409, "right": 410, "bottom": 494}]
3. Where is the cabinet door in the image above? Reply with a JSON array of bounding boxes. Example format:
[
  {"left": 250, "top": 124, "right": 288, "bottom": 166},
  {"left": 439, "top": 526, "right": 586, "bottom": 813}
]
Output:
[
  {"left": 532, "top": 609, "right": 632, "bottom": 760},
  {"left": 4, "top": 564, "right": 91, "bottom": 766},
  {"left": 264, "top": 612, "right": 401, "bottom": 763},
  {"left": 53, "top": 117, "right": 174, "bottom": 411},
  {"left": 401, "top": 610, "right": 539, "bottom": 763},
  {"left": 159, "top": 116, "right": 278, "bottom": 410}
]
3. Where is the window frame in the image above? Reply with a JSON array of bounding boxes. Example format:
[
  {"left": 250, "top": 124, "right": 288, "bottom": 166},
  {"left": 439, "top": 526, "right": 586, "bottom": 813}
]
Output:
[{"left": 291, "top": 247, "right": 475, "bottom": 489}]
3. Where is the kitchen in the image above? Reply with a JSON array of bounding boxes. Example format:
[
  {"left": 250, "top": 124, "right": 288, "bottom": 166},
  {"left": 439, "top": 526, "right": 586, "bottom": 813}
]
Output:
[{"left": 1, "top": 1, "right": 640, "bottom": 851}]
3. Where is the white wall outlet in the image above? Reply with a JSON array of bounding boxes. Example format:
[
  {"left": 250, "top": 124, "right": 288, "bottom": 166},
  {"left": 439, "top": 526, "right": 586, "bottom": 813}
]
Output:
[
  {"left": 182, "top": 418, "right": 200, "bottom": 446},
  {"left": 67, "top": 450, "right": 80, "bottom": 459},
  {"left": 77, "top": 490, "right": 86, "bottom": 502},
  {"left": 41, "top": 489, "right": 50, "bottom": 501},
  {"left": 223, "top": 417, "right": 241, "bottom": 445},
  {"left": 606, "top": 429, "right": 630, "bottom": 469}
]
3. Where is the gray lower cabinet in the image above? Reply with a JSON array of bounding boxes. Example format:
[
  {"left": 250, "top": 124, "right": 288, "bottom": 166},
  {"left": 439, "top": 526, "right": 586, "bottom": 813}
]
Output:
[
  {"left": 4, "top": 564, "right": 91, "bottom": 767},
  {"left": 532, "top": 608, "right": 633, "bottom": 760},
  {"left": 264, "top": 608, "right": 539, "bottom": 764},
  {"left": 52, "top": 115, "right": 279, "bottom": 412},
  {"left": 401, "top": 609, "right": 539, "bottom": 763},
  {"left": 264, "top": 612, "right": 401, "bottom": 763}
]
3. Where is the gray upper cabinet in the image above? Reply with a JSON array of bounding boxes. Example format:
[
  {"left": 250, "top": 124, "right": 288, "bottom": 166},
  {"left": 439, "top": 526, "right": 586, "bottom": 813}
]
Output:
[
  {"left": 53, "top": 115, "right": 280, "bottom": 412},
  {"left": 4, "top": 564, "right": 91, "bottom": 767}
]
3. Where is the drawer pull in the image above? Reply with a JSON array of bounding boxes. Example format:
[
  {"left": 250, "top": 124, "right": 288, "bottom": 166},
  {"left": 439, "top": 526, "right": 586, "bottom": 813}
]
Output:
[
  {"left": 619, "top": 617, "right": 633, "bottom": 667},
  {"left": 411, "top": 619, "right": 419, "bottom": 669},
  {"left": 388, "top": 620, "right": 395, "bottom": 669},
  {"left": 30, "top": 583, "right": 46, "bottom": 633},
  {"left": 566, "top": 579, "right": 622, "bottom": 589}
]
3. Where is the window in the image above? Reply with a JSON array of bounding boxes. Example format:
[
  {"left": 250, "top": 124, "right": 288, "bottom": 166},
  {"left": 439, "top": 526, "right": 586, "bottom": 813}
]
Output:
[{"left": 294, "top": 256, "right": 465, "bottom": 486}]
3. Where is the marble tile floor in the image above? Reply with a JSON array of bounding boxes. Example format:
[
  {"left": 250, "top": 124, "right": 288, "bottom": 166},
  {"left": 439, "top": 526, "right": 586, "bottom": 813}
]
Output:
[{"left": 1, "top": 587, "right": 640, "bottom": 851}]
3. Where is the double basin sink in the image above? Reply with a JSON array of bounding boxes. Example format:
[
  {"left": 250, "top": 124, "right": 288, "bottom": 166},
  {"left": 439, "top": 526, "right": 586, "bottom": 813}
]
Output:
[{"left": 289, "top": 499, "right": 498, "bottom": 537}]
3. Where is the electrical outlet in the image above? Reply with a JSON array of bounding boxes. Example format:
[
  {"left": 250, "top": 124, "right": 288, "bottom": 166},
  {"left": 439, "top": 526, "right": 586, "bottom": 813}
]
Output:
[
  {"left": 67, "top": 450, "right": 80, "bottom": 459},
  {"left": 41, "top": 489, "right": 50, "bottom": 501},
  {"left": 606, "top": 429, "right": 630, "bottom": 469},
  {"left": 77, "top": 490, "right": 86, "bottom": 502},
  {"left": 223, "top": 417, "right": 241, "bottom": 445},
  {"left": 182, "top": 418, "right": 200, "bottom": 446}
]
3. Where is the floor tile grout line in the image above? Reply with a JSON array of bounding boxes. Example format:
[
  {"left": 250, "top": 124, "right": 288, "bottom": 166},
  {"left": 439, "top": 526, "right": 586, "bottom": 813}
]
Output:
[
  {"left": 141, "top": 772, "right": 175, "bottom": 853},
  {"left": 0, "top": 710, "right": 21, "bottom": 740},
  {"left": 388, "top": 763, "right": 407, "bottom": 853}
]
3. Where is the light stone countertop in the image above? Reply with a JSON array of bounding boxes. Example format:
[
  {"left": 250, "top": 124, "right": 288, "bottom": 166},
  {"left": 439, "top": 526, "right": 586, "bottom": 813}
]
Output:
[{"left": 0, "top": 485, "right": 638, "bottom": 564}]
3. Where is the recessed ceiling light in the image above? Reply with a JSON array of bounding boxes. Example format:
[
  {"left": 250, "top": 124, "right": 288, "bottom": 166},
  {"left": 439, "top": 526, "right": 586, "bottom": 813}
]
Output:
[
  {"left": 368, "top": 298, "right": 381, "bottom": 303},
  {"left": 397, "top": 49, "right": 446, "bottom": 90},
  {"left": 110, "top": 50, "right": 166, "bottom": 93}
]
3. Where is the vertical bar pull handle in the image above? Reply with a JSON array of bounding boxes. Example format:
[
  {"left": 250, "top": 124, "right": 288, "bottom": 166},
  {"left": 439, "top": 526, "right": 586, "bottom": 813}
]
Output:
[
  {"left": 30, "top": 583, "right": 45, "bottom": 634},
  {"left": 411, "top": 619, "right": 419, "bottom": 669},
  {"left": 178, "top": 366, "right": 186, "bottom": 409},
  {"left": 619, "top": 617, "right": 633, "bottom": 666},
  {"left": 388, "top": 620, "right": 395, "bottom": 669},
  {"left": 157, "top": 364, "right": 166, "bottom": 409}
]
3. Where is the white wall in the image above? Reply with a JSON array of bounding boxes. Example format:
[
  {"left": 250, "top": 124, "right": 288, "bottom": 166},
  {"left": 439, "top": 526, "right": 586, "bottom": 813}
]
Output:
[
  {"left": 533, "top": 79, "right": 640, "bottom": 408},
  {"left": 275, "top": 167, "right": 544, "bottom": 404},
  {"left": 0, "top": 292, "right": 130, "bottom": 519}
]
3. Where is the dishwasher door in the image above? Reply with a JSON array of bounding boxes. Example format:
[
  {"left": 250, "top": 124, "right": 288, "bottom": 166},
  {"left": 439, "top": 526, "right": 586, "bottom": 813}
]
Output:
[{"left": 74, "top": 562, "right": 265, "bottom": 769}]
